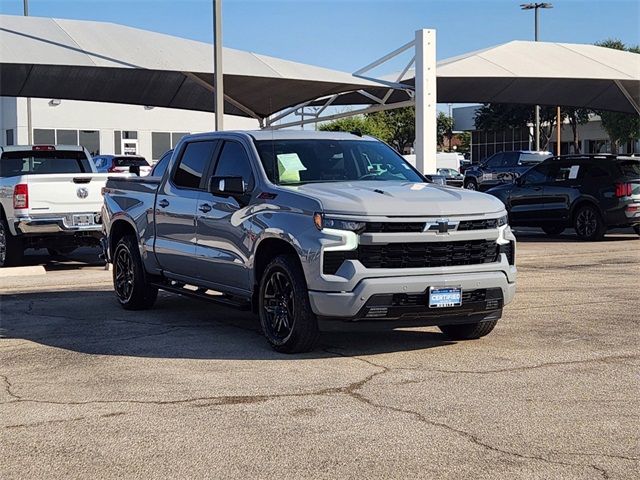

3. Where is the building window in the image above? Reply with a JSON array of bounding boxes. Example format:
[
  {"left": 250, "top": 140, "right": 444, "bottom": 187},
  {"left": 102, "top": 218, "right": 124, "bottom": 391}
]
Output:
[
  {"left": 114, "top": 131, "right": 121, "bottom": 154},
  {"left": 5, "top": 129, "right": 14, "bottom": 146},
  {"left": 56, "top": 129, "right": 78, "bottom": 145},
  {"left": 123, "top": 131, "right": 137, "bottom": 140},
  {"left": 152, "top": 132, "right": 171, "bottom": 161},
  {"left": 79, "top": 130, "right": 100, "bottom": 156},
  {"left": 33, "top": 129, "right": 55, "bottom": 145},
  {"left": 172, "top": 132, "right": 189, "bottom": 147}
]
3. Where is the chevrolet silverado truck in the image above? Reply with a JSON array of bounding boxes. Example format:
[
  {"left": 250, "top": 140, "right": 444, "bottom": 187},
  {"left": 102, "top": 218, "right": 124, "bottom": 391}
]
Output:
[
  {"left": 102, "top": 131, "right": 517, "bottom": 353},
  {"left": 0, "top": 145, "right": 116, "bottom": 267}
]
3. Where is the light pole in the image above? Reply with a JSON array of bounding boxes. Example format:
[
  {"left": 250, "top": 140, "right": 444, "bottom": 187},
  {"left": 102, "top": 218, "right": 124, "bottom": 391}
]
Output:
[
  {"left": 24, "top": 0, "right": 33, "bottom": 144},
  {"left": 521, "top": 2, "right": 552, "bottom": 151},
  {"left": 213, "top": 0, "right": 224, "bottom": 131}
]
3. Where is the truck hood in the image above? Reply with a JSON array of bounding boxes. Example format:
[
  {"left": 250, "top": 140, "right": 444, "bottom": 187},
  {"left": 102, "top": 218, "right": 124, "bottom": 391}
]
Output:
[{"left": 288, "top": 181, "right": 505, "bottom": 217}]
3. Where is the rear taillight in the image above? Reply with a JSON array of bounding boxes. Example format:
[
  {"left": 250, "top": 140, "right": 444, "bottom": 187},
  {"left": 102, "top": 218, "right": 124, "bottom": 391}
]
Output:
[
  {"left": 615, "top": 183, "right": 633, "bottom": 197},
  {"left": 13, "top": 184, "right": 28, "bottom": 209},
  {"left": 108, "top": 165, "right": 118, "bottom": 173}
]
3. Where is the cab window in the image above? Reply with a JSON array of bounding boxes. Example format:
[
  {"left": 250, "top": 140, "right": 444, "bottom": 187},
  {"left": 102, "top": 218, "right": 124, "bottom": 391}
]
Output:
[
  {"left": 173, "top": 141, "right": 217, "bottom": 190},
  {"left": 213, "top": 141, "right": 255, "bottom": 191}
]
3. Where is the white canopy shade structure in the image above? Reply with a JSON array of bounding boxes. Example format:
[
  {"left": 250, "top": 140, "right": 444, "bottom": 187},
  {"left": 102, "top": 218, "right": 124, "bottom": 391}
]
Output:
[
  {"left": 0, "top": 14, "right": 384, "bottom": 124},
  {"left": 314, "top": 40, "right": 640, "bottom": 115}
]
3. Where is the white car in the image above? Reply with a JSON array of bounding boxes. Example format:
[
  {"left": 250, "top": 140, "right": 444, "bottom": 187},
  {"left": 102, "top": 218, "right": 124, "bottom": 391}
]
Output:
[{"left": 0, "top": 145, "right": 120, "bottom": 266}]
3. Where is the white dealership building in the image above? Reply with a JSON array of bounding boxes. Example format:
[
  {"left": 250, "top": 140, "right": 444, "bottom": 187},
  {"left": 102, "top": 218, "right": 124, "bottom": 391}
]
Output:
[{"left": 0, "top": 96, "right": 259, "bottom": 162}]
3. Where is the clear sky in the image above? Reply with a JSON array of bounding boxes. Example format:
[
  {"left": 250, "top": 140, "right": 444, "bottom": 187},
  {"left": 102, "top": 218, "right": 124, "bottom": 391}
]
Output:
[{"left": 1, "top": 0, "right": 639, "bottom": 74}]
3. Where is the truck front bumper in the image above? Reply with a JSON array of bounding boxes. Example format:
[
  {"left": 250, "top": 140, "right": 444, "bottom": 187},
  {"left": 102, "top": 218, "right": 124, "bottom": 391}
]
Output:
[
  {"left": 308, "top": 270, "right": 515, "bottom": 322},
  {"left": 13, "top": 214, "right": 102, "bottom": 236}
]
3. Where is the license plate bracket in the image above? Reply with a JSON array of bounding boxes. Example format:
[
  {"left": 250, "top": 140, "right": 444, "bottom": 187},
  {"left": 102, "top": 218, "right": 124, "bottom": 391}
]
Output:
[
  {"left": 429, "top": 286, "right": 462, "bottom": 308},
  {"left": 72, "top": 214, "right": 94, "bottom": 227}
]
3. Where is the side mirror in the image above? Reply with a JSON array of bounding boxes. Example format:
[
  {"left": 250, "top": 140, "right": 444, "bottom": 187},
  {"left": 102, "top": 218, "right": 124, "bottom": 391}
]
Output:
[{"left": 209, "top": 176, "right": 246, "bottom": 196}]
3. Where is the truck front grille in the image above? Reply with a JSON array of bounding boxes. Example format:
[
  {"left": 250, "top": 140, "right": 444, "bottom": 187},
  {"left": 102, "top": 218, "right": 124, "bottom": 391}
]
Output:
[
  {"left": 457, "top": 219, "right": 499, "bottom": 230},
  {"left": 363, "top": 222, "right": 425, "bottom": 233},
  {"left": 323, "top": 240, "right": 499, "bottom": 274}
]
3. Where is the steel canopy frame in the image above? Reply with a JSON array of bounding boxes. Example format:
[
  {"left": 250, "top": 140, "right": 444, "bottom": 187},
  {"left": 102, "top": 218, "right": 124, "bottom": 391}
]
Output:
[{"left": 264, "top": 29, "right": 437, "bottom": 174}]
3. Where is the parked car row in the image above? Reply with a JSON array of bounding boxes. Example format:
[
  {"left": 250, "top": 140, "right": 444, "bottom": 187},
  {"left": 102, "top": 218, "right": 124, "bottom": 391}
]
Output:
[{"left": 486, "top": 154, "right": 640, "bottom": 241}]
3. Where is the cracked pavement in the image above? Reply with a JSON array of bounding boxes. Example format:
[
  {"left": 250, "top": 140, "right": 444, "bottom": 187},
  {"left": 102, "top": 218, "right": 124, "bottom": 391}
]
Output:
[{"left": 1, "top": 231, "right": 639, "bottom": 479}]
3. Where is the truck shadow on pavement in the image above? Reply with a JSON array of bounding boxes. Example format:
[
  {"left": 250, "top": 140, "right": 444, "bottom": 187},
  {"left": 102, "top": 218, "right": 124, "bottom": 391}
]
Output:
[
  {"left": 512, "top": 228, "right": 638, "bottom": 243},
  {"left": 1, "top": 290, "right": 455, "bottom": 360}
]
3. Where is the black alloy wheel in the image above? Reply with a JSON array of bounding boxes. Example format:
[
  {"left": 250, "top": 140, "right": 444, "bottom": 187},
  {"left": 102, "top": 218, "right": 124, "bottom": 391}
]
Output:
[
  {"left": 465, "top": 179, "right": 478, "bottom": 191},
  {"left": 112, "top": 235, "right": 157, "bottom": 310},
  {"left": 262, "top": 270, "right": 295, "bottom": 342},
  {"left": 258, "top": 254, "right": 319, "bottom": 353},
  {"left": 574, "top": 205, "right": 605, "bottom": 241},
  {"left": 114, "top": 244, "right": 135, "bottom": 303}
]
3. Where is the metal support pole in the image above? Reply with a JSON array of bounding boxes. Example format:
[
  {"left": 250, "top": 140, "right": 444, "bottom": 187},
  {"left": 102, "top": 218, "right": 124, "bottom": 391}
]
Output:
[
  {"left": 24, "top": 0, "right": 32, "bottom": 144},
  {"left": 213, "top": 0, "right": 224, "bottom": 131},
  {"left": 534, "top": 7, "right": 540, "bottom": 151},
  {"left": 556, "top": 106, "right": 561, "bottom": 156},
  {"left": 414, "top": 29, "right": 437, "bottom": 174}
]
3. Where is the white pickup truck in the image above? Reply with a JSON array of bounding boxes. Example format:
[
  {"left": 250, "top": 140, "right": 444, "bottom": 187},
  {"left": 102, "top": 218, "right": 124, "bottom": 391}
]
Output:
[{"left": 0, "top": 145, "right": 115, "bottom": 267}]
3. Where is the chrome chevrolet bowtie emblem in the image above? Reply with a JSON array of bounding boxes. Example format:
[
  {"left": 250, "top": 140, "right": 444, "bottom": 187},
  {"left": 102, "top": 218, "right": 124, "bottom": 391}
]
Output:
[
  {"left": 77, "top": 187, "right": 89, "bottom": 199},
  {"left": 425, "top": 219, "right": 459, "bottom": 234}
]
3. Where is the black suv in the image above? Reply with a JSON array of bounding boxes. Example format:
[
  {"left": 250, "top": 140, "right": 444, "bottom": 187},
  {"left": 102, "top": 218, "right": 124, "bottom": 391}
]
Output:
[
  {"left": 486, "top": 155, "right": 640, "bottom": 241},
  {"left": 464, "top": 151, "right": 551, "bottom": 191}
]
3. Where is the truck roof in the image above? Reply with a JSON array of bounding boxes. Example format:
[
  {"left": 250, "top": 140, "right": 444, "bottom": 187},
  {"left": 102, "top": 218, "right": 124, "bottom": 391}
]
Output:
[
  {"left": 0, "top": 145, "right": 86, "bottom": 153},
  {"left": 188, "top": 130, "right": 378, "bottom": 142}
]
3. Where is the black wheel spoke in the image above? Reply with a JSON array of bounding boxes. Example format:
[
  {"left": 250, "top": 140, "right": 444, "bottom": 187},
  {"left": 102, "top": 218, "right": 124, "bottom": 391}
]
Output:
[{"left": 262, "top": 268, "right": 295, "bottom": 341}]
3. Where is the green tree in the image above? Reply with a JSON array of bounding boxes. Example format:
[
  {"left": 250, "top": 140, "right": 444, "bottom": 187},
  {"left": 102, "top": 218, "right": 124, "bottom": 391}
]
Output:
[
  {"left": 436, "top": 112, "right": 454, "bottom": 150},
  {"left": 318, "top": 114, "right": 386, "bottom": 139},
  {"left": 594, "top": 39, "right": 640, "bottom": 152},
  {"left": 564, "top": 107, "right": 591, "bottom": 153},
  {"left": 366, "top": 107, "right": 415, "bottom": 153}
]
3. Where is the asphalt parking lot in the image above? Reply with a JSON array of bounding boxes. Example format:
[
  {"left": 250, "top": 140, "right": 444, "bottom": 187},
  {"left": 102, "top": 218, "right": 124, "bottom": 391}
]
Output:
[{"left": 1, "top": 230, "right": 638, "bottom": 479}]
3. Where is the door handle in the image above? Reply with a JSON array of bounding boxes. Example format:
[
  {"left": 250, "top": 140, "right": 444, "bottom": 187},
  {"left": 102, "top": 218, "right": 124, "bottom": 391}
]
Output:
[
  {"left": 199, "top": 203, "right": 212, "bottom": 213},
  {"left": 158, "top": 199, "right": 170, "bottom": 208}
]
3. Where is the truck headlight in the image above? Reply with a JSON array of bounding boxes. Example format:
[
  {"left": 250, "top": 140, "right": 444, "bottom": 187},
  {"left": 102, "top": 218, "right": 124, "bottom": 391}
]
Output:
[
  {"left": 497, "top": 214, "right": 508, "bottom": 227},
  {"left": 314, "top": 213, "right": 366, "bottom": 233}
]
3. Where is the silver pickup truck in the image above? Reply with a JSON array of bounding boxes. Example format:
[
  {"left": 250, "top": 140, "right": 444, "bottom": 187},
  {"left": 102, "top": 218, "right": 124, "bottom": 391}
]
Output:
[{"left": 102, "top": 131, "right": 517, "bottom": 353}]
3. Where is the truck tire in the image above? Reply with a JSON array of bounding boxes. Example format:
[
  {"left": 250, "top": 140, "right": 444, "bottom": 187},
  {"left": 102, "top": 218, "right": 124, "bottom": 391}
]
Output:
[
  {"left": 258, "top": 254, "right": 320, "bottom": 353},
  {"left": 113, "top": 235, "right": 157, "bottom": 310},
  {"left": 0, "top": 216, "right": 24, "bottom": 268},
  {"left": 464, "top": 178, "right": 478, "bottom": 190},
  {"left": 439, "top": 319, "right": 498, "bottom": 340},
  {"left": 573, "top": 204, "right": 605, "bottom": 241}
]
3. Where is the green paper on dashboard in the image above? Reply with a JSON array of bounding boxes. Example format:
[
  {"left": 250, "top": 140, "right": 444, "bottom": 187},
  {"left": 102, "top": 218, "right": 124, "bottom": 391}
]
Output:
[{"left": 277, "top": 153, "right": 306, "bottom": 183}]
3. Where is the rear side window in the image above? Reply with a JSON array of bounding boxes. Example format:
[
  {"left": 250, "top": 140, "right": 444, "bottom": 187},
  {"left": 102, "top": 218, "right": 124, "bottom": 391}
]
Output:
[
  {"left": 616, "top": 160, "right": 640, "bottom": 178},
  {"left": 173, "top": 141, "right": 216, "bottom": 189},
  {"left": 0, "top": 150, "right": 92, "bottom": 177},
  {"left": 151, "top": 151, "right": 172, "bottom": 178},
  {"left": 213, "top": 141, "right": 255, "bottom": 190}
]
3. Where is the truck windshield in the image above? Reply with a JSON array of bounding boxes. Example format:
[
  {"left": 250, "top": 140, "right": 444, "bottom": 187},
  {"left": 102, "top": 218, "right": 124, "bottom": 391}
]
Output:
[
  {"left": 254, "top": 139, "right": 423, "bottom": 185},
  {"left": 0, "top": 151, "right": 93, "bottom": 177}
]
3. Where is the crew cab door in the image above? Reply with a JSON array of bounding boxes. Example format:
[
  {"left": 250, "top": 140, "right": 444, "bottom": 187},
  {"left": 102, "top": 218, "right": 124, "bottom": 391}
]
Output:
[
  {"left": 195, "top": 140, "right": 256, "bottom": 294},
  {"left": 508, "top": 162, "right": 554, "bottom": 225},
  {"left": 154, "top": 140, "right": 217, "bottom": 278}
]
